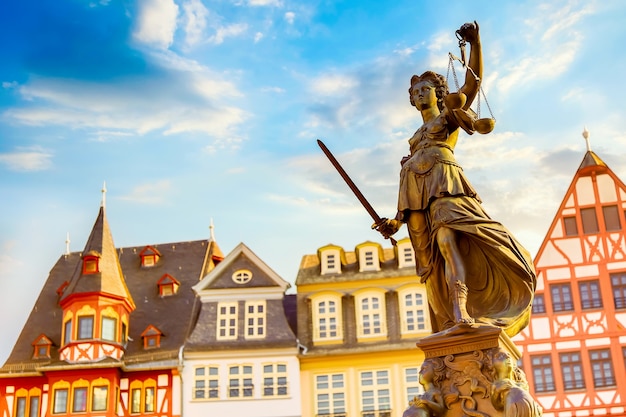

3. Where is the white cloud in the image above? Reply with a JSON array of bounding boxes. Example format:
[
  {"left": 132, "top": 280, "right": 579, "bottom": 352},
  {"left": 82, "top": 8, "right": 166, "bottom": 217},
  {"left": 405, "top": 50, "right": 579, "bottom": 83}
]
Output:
[
  {"left": 284, "top": 11, "right": 295, "bottom": 25},
  {"left": 133, "top": 0, "right": 179, "bottom": 50},
  {"left": 3, "top": 57, "right": 247, "bottom": 141},
  {"left": 309, "top": 74, "right": 358, "bottom": 96},
  {"left": 254, "top": 32, "right": 264, "bottom": 43},
  {"left": 248, "top": 0, "right": 282, "bottom": 6},
  {"left": 118, "top": 180, "right": 173, "bottom": 205},
  {"left": 208, "top": 23, "right": 248, "bottom": 45},
  {"left": 0, "top": 147, "right": 53, "bottom": 172},
  {"left": 182, "top": 0, "right": 209, "bottom": 48}
]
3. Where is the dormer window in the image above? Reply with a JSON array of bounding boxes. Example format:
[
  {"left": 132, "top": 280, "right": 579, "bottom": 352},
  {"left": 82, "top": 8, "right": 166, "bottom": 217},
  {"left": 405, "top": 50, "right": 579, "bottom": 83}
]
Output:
[
  {"left": 141, "top": 325, "right": 163, "bottom": 349},
  {"left": 139, "top": 246, "right": 161, "bottom": 267},
  {"left": 157, "top": 274, "right": 180, "bottom": 296},
  {"left": 319, "top": 247, "right": 342, "bottom": 275},
  {"left": 32, "top": 334, "right": 53, "bottom": 359},
  {"left": 357, "top": 243, "right": 381, "bottom": 272},
  {"left": 397, "top": 240, "right": 416, "bottom": 269},
  {"left": 82, "top": 253, "right": 100, "bottom": 274}
]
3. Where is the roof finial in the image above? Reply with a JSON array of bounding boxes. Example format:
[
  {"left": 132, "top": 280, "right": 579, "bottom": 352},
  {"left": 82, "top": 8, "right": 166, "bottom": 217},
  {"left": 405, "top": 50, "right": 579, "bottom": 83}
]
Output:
[
  {"left": 101, "top": 181, "right": 107, "bottom": 208},
  {"left": 582, "top": 127, "right": 591, "bottom": 152},
  {"left": 65, "top": 232, "right": 71, "bottom": 257},
  {"left": 209, "top": 218, "right": 216, "bottom": 242}
]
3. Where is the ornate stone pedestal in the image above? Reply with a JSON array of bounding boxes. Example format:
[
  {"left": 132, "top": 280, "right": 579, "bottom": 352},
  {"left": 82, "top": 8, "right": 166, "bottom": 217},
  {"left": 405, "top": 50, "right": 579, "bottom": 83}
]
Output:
[{"left": 403, "top": 324, "right": 542, "bottom": 417}]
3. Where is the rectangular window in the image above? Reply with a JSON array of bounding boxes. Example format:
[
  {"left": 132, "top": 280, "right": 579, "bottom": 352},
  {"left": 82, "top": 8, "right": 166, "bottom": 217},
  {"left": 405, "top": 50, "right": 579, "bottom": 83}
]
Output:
[
  {"left": 263, "top": 363, "right": 288, "bottom": 396},
  {"left": 611, "top": 272, "right": 626, "bottom": 309},
  {"left": 365, "top": 250, "right": 374, "bottom": 266},
  {"left": 64, "top": 320, "right": 72, "bottom": 345},
  {"left": 28, "top": 397, "right": 39, "bottom": 417},
  {"left": 229, "top": 365, "right": 253, "bottom": 398},
  {"left": 72, "top": 387, "right": 88, "bottom": 413},
  {"left": 359, "top": 296, "right": 385, "bottom": 337},
  {"left": 15, "top": 397, "right": 26, "bottom": 417},
  {"left": 402, "top": 292, "right": 427, "bottom": 333},
  {"left": 53, "top": 389, "right": 68, "bottom": 414},
  {"left": 194, "top": 366, "right": 219, "bottom": 399},
  {"left": 532, "top": 294, "right": 546, "bottom": 314},
  {"left": 403, "top": 247, "right": 414, "bottom": 265},
  {"left": 144, "top": 388, "right": 155, "bottom": 413},
  {"left": 326, "top": 254, "right": 336, "bottom": 271},
  {"left": 77, "top": 316, "right": 94, "bottom": 340},
  {"left": 130, "top": 389, "right": 141, "bottom": 414},
  {"left": 590, "top": 349, "right": 615, "bottom": 388},
  {"left": 315, "top": 374, "right": 346, "bottom": 417},
  {"left": 217, "top": 303, "right": 238, "bottom": 340},
  {"left": 316, "top": 299, "right": 341, "bottom": 340},
  {"left": 101, "top": 317, "right": 117, "bottom": 341},
  {"left": 603, "top": 205, "right": 621, "bottom": 231},
  {"left": 404, "top": 367, "right": 422, "bottom": 404},
  {"left": 92, "top": 386, "right": 108, "bottom": 411},
  {"left": 245, "top": 301, "right": 266, "bottom": 339},
  {"left": 579, "top": 280, "right": 603, "bottom": 309},
  {"left": 563, "top": 216, "right": 578, "bottom": 236},
  {"left": 581, "top": 207, "right": 599, "bottom": 234},
  {"left": 551, "top": 283, "right": 574, "bottom": 312},
  {"left": 360, "top": 370, "right": 391, "bottom": 417},
  {"left": 560, "top": 352, "right": 585, "bottom": 390},
  {"left": 531, "top": 355, "right": 555, "bottom": 392}
]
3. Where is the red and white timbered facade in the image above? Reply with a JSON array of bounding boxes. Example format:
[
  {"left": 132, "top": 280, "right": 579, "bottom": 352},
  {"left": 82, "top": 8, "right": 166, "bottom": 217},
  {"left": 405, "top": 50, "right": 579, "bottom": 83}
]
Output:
[{"left": 514, "top": 148, "right": 626, "bottom": 416}]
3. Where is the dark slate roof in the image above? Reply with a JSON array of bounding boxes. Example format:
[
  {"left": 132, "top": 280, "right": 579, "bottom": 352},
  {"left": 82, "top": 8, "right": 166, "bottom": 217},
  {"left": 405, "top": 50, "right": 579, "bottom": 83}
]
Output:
[
  {"left": 185, "top": 243, "right": 296, "bottom": 352},
  {"left": 61, "top": 206, "right": 134, "bottom": 307},
  {"left": 1, "top": 238, "right": 211, "bottom": 374}
]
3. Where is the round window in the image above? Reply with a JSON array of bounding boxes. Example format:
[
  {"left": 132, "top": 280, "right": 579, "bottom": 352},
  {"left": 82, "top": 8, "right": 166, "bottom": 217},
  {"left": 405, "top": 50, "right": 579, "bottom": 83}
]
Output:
[{"left": 232, "top": 269, "right": 252, "bottom": 284}]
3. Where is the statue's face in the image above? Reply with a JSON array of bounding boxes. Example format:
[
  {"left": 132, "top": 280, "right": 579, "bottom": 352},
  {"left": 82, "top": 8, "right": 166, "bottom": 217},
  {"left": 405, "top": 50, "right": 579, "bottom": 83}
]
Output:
[
  {"left": 419, "top": 362, "right": 434, "bottom": 383},
  {"left": 410, "top": 81, "right": 437, "bottom": 110}
]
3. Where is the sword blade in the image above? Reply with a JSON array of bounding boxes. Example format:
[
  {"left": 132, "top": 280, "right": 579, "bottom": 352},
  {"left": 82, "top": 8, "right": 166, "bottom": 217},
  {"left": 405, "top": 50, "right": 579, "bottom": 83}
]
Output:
[{"left": 317, "top": 139, "right": 384, "bottom": 226}]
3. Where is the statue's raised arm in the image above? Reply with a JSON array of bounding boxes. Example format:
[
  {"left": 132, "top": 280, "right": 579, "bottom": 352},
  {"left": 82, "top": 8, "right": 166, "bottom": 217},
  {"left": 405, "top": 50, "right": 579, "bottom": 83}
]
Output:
[{"left": 456, "top": 21, "right": 482, "bottom": 110}]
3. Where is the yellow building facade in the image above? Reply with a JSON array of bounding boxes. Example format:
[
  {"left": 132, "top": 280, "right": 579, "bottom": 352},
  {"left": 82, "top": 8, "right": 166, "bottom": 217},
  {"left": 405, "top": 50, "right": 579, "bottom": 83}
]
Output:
[{"left": 295, "top": 238, "right": 430, "bottom": 417}]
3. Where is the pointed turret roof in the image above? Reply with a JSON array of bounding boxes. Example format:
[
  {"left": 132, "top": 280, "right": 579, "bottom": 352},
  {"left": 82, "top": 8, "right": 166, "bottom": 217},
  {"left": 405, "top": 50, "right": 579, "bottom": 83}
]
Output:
[
  {"left": 577, "top": 128, "right": 608, "bottom": 171},
  {"left": 61, "top": 206, "right": 135, "bottom": 309},
  {"left": 199, "top": 219, "right": 224, "bottom": 280}
]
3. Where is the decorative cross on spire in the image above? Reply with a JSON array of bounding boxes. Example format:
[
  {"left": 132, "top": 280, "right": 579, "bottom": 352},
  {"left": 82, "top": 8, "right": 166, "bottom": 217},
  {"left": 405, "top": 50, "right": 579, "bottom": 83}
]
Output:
[
  {"left": 209, "top": 218, "right": 216, "bottom": 242},
  {"left": 101, "top": 181, "right": 107, "bottom": 208},
  {"left": 582, "top": 127, "right": 591, "bottom": 152}
]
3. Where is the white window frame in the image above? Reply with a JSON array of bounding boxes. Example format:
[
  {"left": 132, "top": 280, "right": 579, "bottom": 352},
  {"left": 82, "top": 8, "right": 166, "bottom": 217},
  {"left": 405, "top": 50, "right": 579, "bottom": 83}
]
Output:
[
  {"left": 397, "top": 242, "right": 415, "bottom": 268},
  {"left": 194, "top": 366, "right": 219, "bottom": 400},
  {"left": 245, "top": 300, "right": 266, "bottom": 339},
  {"left": 321, "top": 249, "right": 341, "bottom": 275},
  {"left": 228, "top": 365, "right": 254, "bottom": 398},
  {"left": 404, "top": 367, "right": 423, "bottom": 404},
  {"left": 359, "top": 246, "right": 380, "bottom": 272},
  {"left": 356, "top": 292, "right": 386, "bottom": 338},
  {"left": 263, "top": 363, "right": 288, "bottom": 397},
  {"left": 217, "top": 302, "right": 238, "bottom": 340},
  {"left": 312, "top": 295, "right": 343, "bottom": 342},
  {"left": 360, "top": 370, "right": 391, "bottom": 416},
  {"left": 315, "top": 373, "right": 346, "bottom": 416},
  {"left": 399, "top": 288, "right": 430, "bottom": 334}
]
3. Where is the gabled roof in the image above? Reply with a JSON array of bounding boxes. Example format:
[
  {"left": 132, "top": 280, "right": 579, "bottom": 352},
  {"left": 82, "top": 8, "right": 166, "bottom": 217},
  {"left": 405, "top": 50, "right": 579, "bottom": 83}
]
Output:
[
  {"left": 193, "top": 242, "right": 290, "bottom": 295},
  {"left": 61, "top": 206, "right": 135, "bottom": 309}
]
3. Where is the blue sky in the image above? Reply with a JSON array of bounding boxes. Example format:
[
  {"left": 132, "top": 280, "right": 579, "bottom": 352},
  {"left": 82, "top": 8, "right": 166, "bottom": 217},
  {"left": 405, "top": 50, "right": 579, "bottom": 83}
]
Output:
[{"left": 2, "top": 0, "right": 626, "bottom": 362}]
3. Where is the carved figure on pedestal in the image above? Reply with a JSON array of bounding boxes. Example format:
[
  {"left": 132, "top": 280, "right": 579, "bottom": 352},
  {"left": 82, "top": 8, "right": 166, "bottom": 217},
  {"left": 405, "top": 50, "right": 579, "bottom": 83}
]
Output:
[
  {"left": 376, "top": 22, "right": 536, "bottom": 337},
  {"left": 490, "top": 352, "right": 542, "bottom": 417},
  {"left": 403, "top": 358, "right": 446, "bottom": 417}
]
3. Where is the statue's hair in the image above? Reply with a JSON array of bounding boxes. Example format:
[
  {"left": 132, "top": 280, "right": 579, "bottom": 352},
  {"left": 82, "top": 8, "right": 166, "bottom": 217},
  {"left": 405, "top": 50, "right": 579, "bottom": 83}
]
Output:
[
  {"left": 408, "top": 71, "right": 449, "bottom": 111},
  {"left": 422, "top": 357, "right": 446, "bottom": 385}
]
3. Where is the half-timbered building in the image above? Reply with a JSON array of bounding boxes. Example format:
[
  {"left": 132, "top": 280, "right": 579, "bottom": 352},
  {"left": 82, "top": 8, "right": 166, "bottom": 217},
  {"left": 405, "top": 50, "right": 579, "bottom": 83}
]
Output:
[{"left": 514, "top": 134, "right": 626, "bottom": 416}]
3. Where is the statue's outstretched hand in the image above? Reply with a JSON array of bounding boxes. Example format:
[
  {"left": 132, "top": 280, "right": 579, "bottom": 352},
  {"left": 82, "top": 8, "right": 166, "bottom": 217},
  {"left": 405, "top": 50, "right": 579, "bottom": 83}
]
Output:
[
  {"left": 373, "top": 218, "right": 401, "bottom": 239},
  {"left": 457, "top": 21, "right": 480, "bottom": 44}
]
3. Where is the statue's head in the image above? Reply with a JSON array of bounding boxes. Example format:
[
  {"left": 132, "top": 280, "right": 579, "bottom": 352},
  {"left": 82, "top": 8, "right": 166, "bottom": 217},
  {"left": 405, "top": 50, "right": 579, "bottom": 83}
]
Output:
[{"left": 409, "top": 71, "right": 449, "bottom": 111}]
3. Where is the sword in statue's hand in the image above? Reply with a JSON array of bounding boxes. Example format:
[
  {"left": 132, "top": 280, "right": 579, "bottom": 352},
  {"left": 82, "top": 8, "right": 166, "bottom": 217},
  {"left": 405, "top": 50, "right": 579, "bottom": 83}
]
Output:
[{"left": 317, "top": 139, "right": 397, "bottom": 246}]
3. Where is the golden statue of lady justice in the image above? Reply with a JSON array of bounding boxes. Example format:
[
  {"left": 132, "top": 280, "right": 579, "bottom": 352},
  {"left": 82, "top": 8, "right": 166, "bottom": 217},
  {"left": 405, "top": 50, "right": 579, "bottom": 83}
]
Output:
[{"left": 375, "top": 22, "right": 536, "bottom": 336}]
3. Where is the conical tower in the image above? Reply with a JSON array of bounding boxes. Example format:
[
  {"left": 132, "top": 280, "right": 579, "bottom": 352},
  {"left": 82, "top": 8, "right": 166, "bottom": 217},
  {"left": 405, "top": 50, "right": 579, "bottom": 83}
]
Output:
[{"left": 58, "top": 191, "right": 135, "bottom": 363}]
